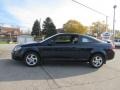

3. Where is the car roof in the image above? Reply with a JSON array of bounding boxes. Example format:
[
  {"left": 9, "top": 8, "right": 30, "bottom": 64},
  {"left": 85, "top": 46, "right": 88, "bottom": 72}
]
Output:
[
  {"left": 55, "top": 33, "right": 98, "bottom": 39},
  {"left": 55, "top": 33, "right": 102, "bottom": 42},
  {"left": 56, "top": 33, "right": 86, "bottom": 37},
  {"left": 56, "top": 33, "right": 79, "bottom": 35}
]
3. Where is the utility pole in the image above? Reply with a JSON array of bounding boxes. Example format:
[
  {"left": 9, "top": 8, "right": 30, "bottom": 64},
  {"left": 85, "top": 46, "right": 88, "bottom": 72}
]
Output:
[
  {"left": 9, "top": 32, "right": 13, "bottom": 43},
  {"left": 105, "top": 16, "right": 108, "bottom": 32},
  {"left": 113, "top": 5, "right": 117, "bottom": 40}
]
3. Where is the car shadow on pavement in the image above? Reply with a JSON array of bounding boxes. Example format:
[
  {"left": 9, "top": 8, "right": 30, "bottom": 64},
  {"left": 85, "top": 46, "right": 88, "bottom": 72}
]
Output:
[{"left": 0, "top": 59, "right": 98, "bottom": 82}]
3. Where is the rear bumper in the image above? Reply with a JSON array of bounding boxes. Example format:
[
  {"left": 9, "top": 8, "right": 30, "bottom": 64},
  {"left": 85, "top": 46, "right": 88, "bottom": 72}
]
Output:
[{"left": 106, "top": 49, "right": 115, "bottom": 60}]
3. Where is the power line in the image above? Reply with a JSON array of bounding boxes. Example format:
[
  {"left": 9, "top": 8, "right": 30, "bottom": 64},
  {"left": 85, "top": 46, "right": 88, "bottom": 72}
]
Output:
[
  {"left": 72, "top": 0, "right": 108, "bottom": 31},
  {"left": 72, "top": 0, "right": 107, "bottom": 17}
]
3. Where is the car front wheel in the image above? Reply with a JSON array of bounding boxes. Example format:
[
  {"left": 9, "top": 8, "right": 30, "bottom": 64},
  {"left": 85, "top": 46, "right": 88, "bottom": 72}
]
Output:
[
  {"left": 89, "top": 54, "right": 104, "bottom": 68},
  {"left": 24, "top": 52, "right": 40, "bottom": 67}
]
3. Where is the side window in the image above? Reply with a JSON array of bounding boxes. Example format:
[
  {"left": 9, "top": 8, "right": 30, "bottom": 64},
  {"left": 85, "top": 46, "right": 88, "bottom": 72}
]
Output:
[
  {"left": 115, "top": 39, "right": 118, "bottom": 42},
  {"left": 54, "top": 35, "right": 71, "bottom": 44},
  {"left": 114, "top": 39, "right": 117, "bottom": 42},
  {"left": 81, "top": 37, "right": 93, "bottom": 43},
  {"left": 53, "top": 35, "right": 79, "bottom": 44}
]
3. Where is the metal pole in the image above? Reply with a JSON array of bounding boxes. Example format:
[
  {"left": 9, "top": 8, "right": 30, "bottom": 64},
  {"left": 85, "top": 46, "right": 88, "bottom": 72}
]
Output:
[
  {"left": 10, "top": 33, "right": 12, "bottom": 42},
  {"left": 105, "top": 16, "right": 108, "bottom": 32},
  {"left": 113, "top": 5, "right": 117, "bottom": 40}
]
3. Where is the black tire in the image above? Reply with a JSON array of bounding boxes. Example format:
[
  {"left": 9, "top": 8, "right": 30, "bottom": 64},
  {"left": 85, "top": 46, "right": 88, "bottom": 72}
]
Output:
[
  {"left": 89, "top": 54, "right": 105, "bottom": 68},
  {"left": 24, "top": 52, "right": 40, "bottom": 67}
]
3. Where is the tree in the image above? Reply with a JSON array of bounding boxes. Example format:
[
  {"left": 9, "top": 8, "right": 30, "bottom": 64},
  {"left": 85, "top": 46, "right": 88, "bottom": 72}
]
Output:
[
  {"left": 89, "top": 21, "right": 108, "bottom": 37},
  {"left": 115, "top": 30, "right": 120, "bottom": 38},
  {"left": 31, "top": 20, "right": 41, "bottom": 37},
  {"left": 42, "top": 17, "right": 57, "bottom": 38},
  {"left": 63, "top": 20, "right": 87, "bottom": 34}
]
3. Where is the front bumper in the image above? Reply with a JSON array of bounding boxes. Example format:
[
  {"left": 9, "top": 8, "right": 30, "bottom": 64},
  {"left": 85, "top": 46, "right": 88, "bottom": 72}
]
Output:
[{"left": 11, "top": 50, "right": 24, "bottom": 61}]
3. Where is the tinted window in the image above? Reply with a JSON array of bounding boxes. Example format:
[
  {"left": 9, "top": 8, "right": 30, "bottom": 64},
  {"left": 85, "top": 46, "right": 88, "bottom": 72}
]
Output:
[
  {"left": 114, "top": 39, "right": 118, "bottom": 42},
  {"left": 114, "top": 39, "right": 120, "bottom": 42},
  {"left": 81, "top": 37, "right": 94, "bottom": 43},
  {"left": 53, "top": 35, "right": 79, "bottom": 44},
  {"left": 55, "top": 35, "right": 71, "bottom": 43}
]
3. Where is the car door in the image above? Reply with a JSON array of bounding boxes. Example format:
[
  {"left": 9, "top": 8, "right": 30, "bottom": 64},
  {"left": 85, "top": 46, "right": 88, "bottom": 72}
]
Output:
[
  {"left": 77, "top": 36, "right": 94, "bottom": 60},
  {"left": 41, "top": 34, "right": 80, "bottom": 60}
]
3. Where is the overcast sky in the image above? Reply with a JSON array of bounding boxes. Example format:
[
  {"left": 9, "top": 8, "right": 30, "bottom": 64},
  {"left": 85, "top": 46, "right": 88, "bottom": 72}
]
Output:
[{"left": 0, "top": 0, "right": 120, "bottom": 30}]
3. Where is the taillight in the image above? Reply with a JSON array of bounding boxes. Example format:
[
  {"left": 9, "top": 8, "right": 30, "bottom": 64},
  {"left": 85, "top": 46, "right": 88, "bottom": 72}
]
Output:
[
  {"left": 112, "top": 43, "right": 115, "bottom": 49},
  {"left": 110, "top": 44, "right": 115, "bottom": 49},
  {"left": 112, "top": 45, "right": 115, "bottom": 49}
]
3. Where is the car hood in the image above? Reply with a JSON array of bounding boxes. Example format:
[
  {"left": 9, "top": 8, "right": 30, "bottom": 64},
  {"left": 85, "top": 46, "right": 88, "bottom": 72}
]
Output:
[{"left": 20, "top": 42, "right": 43, "bottom": 47}]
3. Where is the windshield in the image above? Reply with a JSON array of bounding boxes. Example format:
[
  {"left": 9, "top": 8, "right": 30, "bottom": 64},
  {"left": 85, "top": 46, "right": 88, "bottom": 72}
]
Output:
[{"left": 40, "top": 34, "right": 58, "bottom": 43}]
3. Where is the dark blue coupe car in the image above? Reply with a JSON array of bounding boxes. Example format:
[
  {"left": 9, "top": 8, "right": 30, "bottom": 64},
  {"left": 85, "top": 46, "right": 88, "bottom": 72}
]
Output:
[{"left": 12, "top": 33, "right": 115, "bottom": 68}]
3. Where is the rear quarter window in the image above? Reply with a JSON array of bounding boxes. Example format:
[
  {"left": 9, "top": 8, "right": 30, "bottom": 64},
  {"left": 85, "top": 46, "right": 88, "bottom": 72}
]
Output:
[{"left": 81, "top": 36, "right": 96, "bottom": 43}]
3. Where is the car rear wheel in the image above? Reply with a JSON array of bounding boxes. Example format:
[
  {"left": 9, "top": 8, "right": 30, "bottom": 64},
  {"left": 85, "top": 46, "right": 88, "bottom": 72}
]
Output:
[
  {"left": 89, "top": 54, "right": 104, "bottom": 68},
  {"left": 24, "top": 52, "right": 40, "bottom": 67}
]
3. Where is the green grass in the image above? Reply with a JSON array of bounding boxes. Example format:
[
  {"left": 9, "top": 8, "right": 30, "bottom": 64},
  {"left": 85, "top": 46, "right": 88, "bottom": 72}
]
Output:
[
  {"left": 0, "top": 41, "right": 8, "bottom": 44},
  {"left": 0, "top": 41, "right": 17, "bottom": 44}
]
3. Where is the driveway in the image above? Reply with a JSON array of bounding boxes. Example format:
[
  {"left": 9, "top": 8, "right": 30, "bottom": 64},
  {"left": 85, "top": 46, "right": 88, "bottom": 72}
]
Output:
[{"left": 0, "top": 44, "right": 120, "bottom": 90}]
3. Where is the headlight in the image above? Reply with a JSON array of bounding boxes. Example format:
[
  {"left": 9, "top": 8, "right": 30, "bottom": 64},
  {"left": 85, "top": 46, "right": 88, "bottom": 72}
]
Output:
[{"left": 13, "top": 46, "right": 21, "bottom": 51}]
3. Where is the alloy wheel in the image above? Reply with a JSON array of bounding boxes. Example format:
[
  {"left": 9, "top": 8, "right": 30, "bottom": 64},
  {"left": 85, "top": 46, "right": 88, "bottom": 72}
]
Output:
[
  {"left": 25, "top": 53, "right": 39, "bottom": 66},
  {"left": 90, "top": 54, "right": 104, "bottom": 68}
]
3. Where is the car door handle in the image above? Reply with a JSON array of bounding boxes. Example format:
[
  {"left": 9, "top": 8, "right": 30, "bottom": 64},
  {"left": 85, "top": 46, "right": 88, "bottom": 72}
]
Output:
[
  {"left": 72, "top": 47, "right": 80, "bottom": 49},
  {"left": 72, "top": 47, "right": 77, "bottom": 49},
  {"left": 72, "top": 47, "right": 76, "bottom": 48}
]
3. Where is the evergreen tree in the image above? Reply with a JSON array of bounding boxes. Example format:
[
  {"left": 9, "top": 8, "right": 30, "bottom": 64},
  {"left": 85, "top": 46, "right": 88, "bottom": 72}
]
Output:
[
  {"left": 42, "top": 17, "right": 57, "bottom": 38},
  {"left": 31, "top": 20, "right": 41, "bottom": 37}
]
